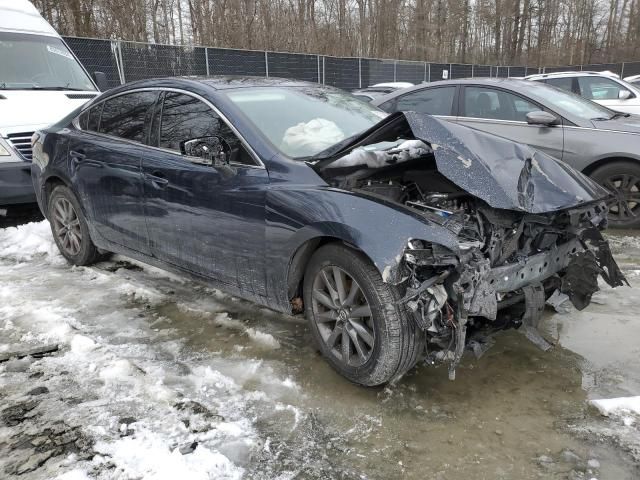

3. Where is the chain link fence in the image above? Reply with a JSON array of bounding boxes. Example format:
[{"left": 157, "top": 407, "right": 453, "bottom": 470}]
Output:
[{"left": 65, "top": 36, "right": 640, "bottom": 91}]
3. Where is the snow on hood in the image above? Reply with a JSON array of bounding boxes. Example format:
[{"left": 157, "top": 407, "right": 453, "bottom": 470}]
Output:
[
  {"left": 0, "top": 90, "right": 95, "bottom": 136},
  {"left": 320, "top": 112, "right": 610, "bottom": 213},
  {"left": 329, "top": 139, "right": 430, "bottom": 169}
]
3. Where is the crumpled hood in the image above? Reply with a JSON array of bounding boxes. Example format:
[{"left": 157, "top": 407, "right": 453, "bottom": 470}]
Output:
[
  {"left": 405, "top": 112, "right": 610, "bottom": 213},
  {"left": 320, "top": 112, "right": 610, "bottom": 213}
]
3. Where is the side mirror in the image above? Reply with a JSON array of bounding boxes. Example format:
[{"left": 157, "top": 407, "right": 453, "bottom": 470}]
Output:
[
  {"left": 619, "top": 89, "right": 632, "bottom": 100},
  {"left": 182, "top": 136, "right": 230, "bottom": 167},
  {"left": 526, "top": 110, "right": 559, "bottom": 126},
  {"left": 92, "top": 71, "right": 108, "bottom": 92}
]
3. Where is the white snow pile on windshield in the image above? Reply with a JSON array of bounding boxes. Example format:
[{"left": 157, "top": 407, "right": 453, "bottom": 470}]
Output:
[
  {"left": 330, "top": 139, "right": 431, "bottom": 168},
  {"left": 281, "top": 118, "right": 345, "bottom": 157}
]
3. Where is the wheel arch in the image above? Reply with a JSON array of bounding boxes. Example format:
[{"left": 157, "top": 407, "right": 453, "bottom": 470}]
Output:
[
  {"left": 286, "top": 235, "right": 372, "bottom": 301},
  {"left": 582, "top": 156, "right": 640, "bottom": 176},
  {"left": 41, "top": 175, "right": 72, "bottom": 218}
]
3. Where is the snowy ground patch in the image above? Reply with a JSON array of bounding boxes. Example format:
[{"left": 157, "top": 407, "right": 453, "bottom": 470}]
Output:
[{"left": 0, "top": 221, "right": 322, "bottom": 479}]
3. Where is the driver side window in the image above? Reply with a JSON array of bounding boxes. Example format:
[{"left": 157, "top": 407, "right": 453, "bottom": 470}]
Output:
[
  {"left": 158, "top": 92, "right": 255, "bottom": 165},
  {"left": 462, "top": 87, "right": 540, "bottom": 122}
]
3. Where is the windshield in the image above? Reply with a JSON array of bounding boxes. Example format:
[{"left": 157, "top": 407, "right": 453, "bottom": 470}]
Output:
[
  {"left": 225, "top": 87, "right": 387, "bottom": 158},
  {"left": 538, "top": 83, "right": 615, "bottom": 120},
  {"left": 0, "top": 32, "right": 96, "bottom": 91}
]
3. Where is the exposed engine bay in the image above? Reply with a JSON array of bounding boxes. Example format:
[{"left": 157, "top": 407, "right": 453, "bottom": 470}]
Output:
[{"left": 313, "top": 114, "right": 628, "bottom": 379}]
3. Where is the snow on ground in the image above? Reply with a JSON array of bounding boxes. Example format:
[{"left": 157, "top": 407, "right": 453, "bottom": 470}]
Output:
[
  {"left": 1, "top": 221, "right": 640, "bottom": 479},
  {"left": 591, "top": 396, "right": 640, "bottom": 417},
  {"left": 0, "top": 222, "right": 316, "bottom": 479}
]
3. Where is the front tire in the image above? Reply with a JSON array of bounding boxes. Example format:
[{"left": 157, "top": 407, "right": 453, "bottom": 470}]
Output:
[
  {"left": 48, "top": 185, "right": 101, "bottom": 266},
  {"left": 590, "top": 161, "right": 640, "bottom": 229},
  {"left": 303, "top": 243, "right": 423, "bottom": 386}
]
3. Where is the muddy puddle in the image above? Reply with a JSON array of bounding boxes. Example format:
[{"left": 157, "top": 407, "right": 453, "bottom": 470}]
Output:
[{"left": 153, "top": 293, "right": 637, "bottom": 480}]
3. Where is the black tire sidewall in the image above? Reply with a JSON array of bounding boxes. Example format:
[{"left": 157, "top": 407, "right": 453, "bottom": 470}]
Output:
[
  {"left": 48, "top": 185, "right": 98, "bottom": 266},
  {"left": 591, "top": 161, "right": 640, "bottom": 229},
  {"left": 303, "top": 243, "right": 415, "bottom": 386}
]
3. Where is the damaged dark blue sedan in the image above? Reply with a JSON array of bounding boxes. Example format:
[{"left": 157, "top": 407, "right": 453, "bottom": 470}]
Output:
[{"left": 31, "top": 77, "right": 627, "bottom": 386}]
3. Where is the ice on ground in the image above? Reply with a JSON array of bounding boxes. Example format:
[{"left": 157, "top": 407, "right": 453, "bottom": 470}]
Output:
[
  {"left": 0, "top": 221, "right": 308, "bottom": 479},
  {"left": 0, "top": 220, "right": 61, "bottom": 262},
  {"left": 95, "top": 427, "right": 244, "bottom": 480},
  {"left": 591, "top": 396, "right": 640, "bottom": 417},
  {"left": 70, "top": 334, "right": 96, "bottom": 353},
  {"left": 214, "top": 312, "right": 280, "bottom": 349}
]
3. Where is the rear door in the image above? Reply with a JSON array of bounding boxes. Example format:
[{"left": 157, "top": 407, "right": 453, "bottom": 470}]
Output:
[
  {"left": 142, "top": 91, "right": 269, "bottom": 296},
  {"left": 455, "top": 85, "right": 565, "bottom": 160},
  {"left": 69, "top": 90, "right": 158, "bottom": 254}
]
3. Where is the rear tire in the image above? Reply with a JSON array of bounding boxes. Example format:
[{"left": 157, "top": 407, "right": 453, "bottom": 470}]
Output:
[
  {"left": 590, "top": 161, "right": 640, "bottom": 229},
  {"left": 48, "top": 185, "right": 101, "bottom": 266},
  {"left": 303, "top": 243, "right": 423, "bottom": 386}
]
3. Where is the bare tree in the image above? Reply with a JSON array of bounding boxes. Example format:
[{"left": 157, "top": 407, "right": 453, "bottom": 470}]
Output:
[{"left": 32, "top": 0, "right": 640, "bottom": 66}]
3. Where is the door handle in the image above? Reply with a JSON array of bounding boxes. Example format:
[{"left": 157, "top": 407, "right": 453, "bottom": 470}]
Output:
[
  {"left": 146, "top": 171, "right": 169, "bottom": 189},
  {"left": 70, "top": 149, "right": 86, "bottom": 161}
]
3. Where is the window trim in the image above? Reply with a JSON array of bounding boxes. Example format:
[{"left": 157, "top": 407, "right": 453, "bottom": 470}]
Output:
[{"left": 73, "top": 86, "right": 265, "bottom": 169}]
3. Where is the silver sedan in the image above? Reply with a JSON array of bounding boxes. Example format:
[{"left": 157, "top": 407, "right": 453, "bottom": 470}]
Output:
[{"left": 372, "top": 78, "right": 640, "bottom": 228}]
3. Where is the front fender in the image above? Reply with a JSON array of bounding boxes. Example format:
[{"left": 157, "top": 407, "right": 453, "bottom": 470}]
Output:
[{"left": 264, "top": 186, "right": 461, "bottom": 311}]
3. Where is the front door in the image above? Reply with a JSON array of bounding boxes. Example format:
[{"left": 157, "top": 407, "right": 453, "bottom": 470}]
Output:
[
  {"left": 455, "top": 85, "right": 565, "bottom": 161},
  {"left": 142, "top": 91, "right": 269, "bottom": 297}
]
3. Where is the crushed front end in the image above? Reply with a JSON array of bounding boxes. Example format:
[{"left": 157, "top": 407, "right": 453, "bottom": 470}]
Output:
[
  {"left": 400, "top": 198, "right": 627, "bottom": 379},
  {"left": 313, "top": 111, "right": 628, "bottom": 379}
]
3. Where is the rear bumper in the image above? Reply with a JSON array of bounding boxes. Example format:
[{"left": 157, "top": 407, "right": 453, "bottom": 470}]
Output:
[{"left": 0, "top": 161, "right": 36, "bottom": 206}]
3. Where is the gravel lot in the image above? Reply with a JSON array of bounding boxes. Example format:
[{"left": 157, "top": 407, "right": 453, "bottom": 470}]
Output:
[{"left": 1, "top": 219, "right": 639, "bottom": 480}]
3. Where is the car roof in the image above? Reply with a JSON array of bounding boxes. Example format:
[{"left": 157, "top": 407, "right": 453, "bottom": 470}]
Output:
[
  {"left": 525, "top": 70, "right": 620, "bottom": 80},
  {"left": 103, "top": 76, "right": 322, "bottom": 95},
  {"left": 369, "top": 77, "right": 591, "bottom": 118},
  {"left": 371, "top": 77, "right": 548, "bottom": 102}
]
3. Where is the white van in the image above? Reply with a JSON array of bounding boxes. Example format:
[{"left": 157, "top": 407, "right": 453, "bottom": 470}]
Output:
[{"left": 0, "top": 0, "right": 105, "bottom": 208}]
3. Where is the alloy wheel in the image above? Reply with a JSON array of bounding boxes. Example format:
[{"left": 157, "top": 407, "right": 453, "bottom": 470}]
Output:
[
  {"left": 603, "top": 173, "right": 640, "bottom": 223},
  {"left": 51, "top": 197, "right": 83, "bottom": 256},
  {"left": 311, "top": 266, "right": 375, "bottom": 368}
]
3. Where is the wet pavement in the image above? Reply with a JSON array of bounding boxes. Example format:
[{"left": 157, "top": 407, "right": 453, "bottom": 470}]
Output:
[{"left": 0, "top": 221, "right": 639, "bottom": 479}]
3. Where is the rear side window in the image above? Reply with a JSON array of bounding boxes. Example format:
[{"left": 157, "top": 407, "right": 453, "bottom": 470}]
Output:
[
  {"left": 99, "top": 91, "right": 157, "bottom": 143},
  {"left": 545, "top": 77, "right": 574, "bottom": 93},
  {"left": 388, "top": 87, "right": 455, "bottom": 115}
]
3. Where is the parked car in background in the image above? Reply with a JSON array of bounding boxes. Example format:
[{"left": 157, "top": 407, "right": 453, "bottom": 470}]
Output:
[
  {"left": 525, "top": 71, "right": 640, "bottom": 114},
  {"left": 624, "top": 74, "right": 640, "bottom": 87},
  {"left": 352, "top": 82, "right": 414, "bottom": 101},
  {"left": 32, "top": 77, "right": 626, "bottom": 385},
  {"left": 0, "top": 0, "right": 106, "bottom": 211},
  {"left": 373, "top": 78, "right": 640, "bottom": 228}
]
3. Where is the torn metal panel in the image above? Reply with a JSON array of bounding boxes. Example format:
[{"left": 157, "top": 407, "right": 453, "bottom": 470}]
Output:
[{"left": 316, "top": 112, "right": 611, "bottom": 213}]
